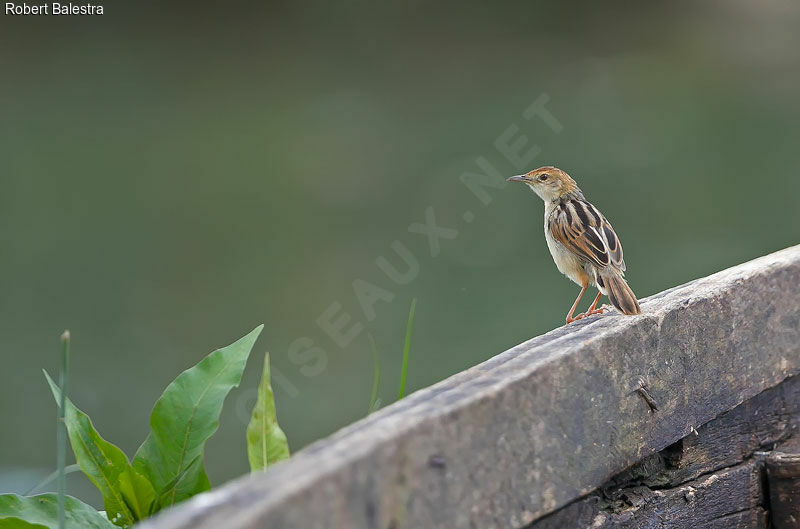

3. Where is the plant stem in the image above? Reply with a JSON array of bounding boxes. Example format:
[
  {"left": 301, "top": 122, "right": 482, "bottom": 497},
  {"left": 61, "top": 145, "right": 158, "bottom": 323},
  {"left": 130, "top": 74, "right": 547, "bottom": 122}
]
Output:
[
  {"left": 24, "top": 464, "right": 80, "bottom": 496},
  {"left": 397, "top": 298, "right": 416, "bottom": 400},
  {"left": 57, "top": 330, "right": 70, "bottom": 529},
  {"left": 368, "top": 333, "right": 381, "bottom": 413}
]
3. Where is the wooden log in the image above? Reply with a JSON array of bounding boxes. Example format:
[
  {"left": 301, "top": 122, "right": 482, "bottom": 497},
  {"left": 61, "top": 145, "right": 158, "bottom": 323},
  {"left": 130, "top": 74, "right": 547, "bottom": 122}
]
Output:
[{"left": 138, "top": 246, "right": 800, "bottom": 529}]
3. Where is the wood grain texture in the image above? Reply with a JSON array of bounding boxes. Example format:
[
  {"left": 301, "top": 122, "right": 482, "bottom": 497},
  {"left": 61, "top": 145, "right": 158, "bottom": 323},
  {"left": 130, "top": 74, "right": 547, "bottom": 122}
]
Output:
[
  {"left": 602, "top": 374, "right": 800, "bottom": 491},
  {"left": 138, "top": 245, "right": 800, "bottom": 529},
  {"left": 534, "top": 461, "right": 766, "bottom": 529},
  {"left": 530, "top": 376, "right": 800, "bottom": 528}
]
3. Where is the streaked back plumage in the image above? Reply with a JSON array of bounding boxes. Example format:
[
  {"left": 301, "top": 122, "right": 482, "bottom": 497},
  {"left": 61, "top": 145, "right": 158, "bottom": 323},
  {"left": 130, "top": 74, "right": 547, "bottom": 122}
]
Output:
[{"left": 511, "top": 165, "right": 642, "bottom": 317}]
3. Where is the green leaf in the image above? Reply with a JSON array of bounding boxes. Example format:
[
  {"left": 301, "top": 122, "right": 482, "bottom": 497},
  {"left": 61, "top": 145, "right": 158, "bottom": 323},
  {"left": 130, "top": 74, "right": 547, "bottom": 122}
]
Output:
[
  {"left": 246, "top": 352, "right": 290, "bottom": 471},
  {"left": 0, "top": 518, "right": 48, "bottom": 529},
  {"left": 44, "top": 372, "right": 153, "bottom": 527},
  {"left": 0, "top": 494, "right": 116, "bottom": 529},
  {"left": 117, "top": 468, "right": 155, "bottom": 521},
  {"left": 397, "top": 298, "right": 417, "bottom": 400},
  {"left": 133, "top": 325, "right": 263, "bottom": 509},
  {"left": 149, "top": 456, "right": 202, "bottom": 515}
]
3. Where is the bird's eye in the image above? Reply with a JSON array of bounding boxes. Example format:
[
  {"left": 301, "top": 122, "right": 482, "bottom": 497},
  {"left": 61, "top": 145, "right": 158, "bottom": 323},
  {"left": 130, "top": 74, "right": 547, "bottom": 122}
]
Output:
[{"left": 539, "top": 174, "right": 549, "bottom": 181}]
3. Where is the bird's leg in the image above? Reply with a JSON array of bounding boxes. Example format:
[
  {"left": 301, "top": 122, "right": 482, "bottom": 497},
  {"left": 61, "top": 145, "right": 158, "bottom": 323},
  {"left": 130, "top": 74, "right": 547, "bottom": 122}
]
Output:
[
  {"left": 580, "top": 291, "right": 604, "bottom": 317},
  {"left": 565, "top": 283, "right": 588, "bottom": 324},
  {"left": 573, "top": 291, "right": 605, "bottom": 321},
  {"left": 571, "top": 291, "right": 605, "bottom": 323}
]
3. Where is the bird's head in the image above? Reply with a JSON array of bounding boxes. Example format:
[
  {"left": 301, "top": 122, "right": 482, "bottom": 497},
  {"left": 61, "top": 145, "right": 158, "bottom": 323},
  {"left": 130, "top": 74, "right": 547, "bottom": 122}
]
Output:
[{"left": 507, "top": 166, "right": 579, "bottom": 202}]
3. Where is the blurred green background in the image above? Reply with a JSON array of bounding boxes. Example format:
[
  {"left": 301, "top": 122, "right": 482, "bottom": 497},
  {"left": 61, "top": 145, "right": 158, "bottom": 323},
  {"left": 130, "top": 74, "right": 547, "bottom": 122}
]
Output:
[{"left": 2, "top": 0, "right": 799, "bottom": 506}]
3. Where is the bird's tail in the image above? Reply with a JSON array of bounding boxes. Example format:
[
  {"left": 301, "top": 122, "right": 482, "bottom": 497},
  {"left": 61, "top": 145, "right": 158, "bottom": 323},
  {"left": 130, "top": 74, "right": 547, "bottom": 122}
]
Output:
[{"left": 601, "top": 271, "right": 641, "bottom": 315}]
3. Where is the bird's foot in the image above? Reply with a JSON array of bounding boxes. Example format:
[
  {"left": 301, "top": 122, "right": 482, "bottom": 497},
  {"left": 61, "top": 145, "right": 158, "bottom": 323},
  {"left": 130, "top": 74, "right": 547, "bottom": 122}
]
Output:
[{"left": 566, "top": 307, "right": 605, "bottom": 324}]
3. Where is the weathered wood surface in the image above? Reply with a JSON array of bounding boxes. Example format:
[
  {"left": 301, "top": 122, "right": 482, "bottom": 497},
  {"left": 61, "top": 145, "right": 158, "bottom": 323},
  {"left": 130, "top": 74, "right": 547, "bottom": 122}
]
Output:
[
  {"left": 138, "top": 245, "right": 800, "bottom": 529},
  {"left": 767, "top": 451, "right": 800, "bottom": 529},
  {"left": 534, "top": 461, "right": 767, "bottom": 529},
  {"left": 530, "top": 375, "right": 800, "bottom": 529}
]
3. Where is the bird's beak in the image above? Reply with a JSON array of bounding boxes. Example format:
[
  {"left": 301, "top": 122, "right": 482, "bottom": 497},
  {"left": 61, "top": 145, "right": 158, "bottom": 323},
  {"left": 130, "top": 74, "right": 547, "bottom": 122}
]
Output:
[{"left": 506, "top": 174, "right": 530, "bottom": 183}]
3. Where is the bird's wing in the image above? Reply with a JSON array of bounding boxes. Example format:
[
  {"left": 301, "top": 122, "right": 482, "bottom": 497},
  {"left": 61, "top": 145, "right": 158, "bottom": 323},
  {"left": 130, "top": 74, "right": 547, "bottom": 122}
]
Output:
[{"left": 549, "top": 198, "right": 625, "bottom": 271}]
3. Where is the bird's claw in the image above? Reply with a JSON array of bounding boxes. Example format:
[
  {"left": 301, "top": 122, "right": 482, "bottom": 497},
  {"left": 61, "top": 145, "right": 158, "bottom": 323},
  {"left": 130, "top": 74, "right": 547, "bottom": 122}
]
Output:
[{"left": 565, "top": 307, "right": 605, "bottom": 324}]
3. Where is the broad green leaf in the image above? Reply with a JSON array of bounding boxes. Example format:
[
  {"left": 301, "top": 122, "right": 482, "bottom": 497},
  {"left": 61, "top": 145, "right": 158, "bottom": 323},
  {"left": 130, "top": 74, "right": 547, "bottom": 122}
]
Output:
[
  {"left": 149, "top": 456, "right": 202, "bottom": 515},
  {"left": 0, "top": 494, "right": 116, "bottom": 529},
  {"left": 133, "top": 325, "right": 263, "bottom": 509},
  {"left": 246, "top": 353, "right": 290, "bottom": 471},
  {"left": 44, "top": 372, "right": 153, "bottom": 527},
  {"left": 117, "top": 467, "right": 155, "bottom": 521},
  {"left": 0, "top": 519, "right": 47, "bottom": 529}
]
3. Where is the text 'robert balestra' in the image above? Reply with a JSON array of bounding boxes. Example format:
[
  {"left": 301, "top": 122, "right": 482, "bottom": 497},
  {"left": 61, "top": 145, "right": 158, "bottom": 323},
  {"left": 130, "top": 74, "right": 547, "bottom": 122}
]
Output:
[{"left": 5, "top": 3, "right": 104, "bottom": 15}]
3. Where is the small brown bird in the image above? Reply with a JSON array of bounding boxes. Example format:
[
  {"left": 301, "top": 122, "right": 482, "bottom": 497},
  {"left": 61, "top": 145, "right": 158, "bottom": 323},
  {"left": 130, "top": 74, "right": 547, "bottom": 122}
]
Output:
[{"left": 508, "top": 166, "right": 641, "bottom": 324}]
